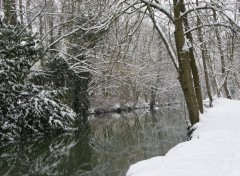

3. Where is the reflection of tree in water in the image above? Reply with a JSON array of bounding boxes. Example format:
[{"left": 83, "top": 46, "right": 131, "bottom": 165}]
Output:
[
  {"left": 0, "top": 107, "right": 187, "bottom": 176},
  {"left": 0, "top": 130, "right": 92, "bottom": 176},
  {"left": 89, "top": 107, "right": 187, "bottom": 176}
]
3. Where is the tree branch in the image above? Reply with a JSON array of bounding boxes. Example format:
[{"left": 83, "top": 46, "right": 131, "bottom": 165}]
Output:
[
  {"left": 141, "top": 0, "right": 174, "bottom": 22},
  {"left": 17, "top": 0, "right": 47, "bottom": 36},
  {"left": 146, "top": 7, "right": 179, "bottom": 72}
]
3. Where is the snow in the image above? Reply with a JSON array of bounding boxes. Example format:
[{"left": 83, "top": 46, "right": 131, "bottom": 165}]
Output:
[
  {"left": 20, "top": 41, "right": 27, "bottom": 46},
  {"left": 182, "top": 38, "right": 192, "bottom": 52},
  {"left": 126, "top": 98, "right": 240, "bottom": 176}
]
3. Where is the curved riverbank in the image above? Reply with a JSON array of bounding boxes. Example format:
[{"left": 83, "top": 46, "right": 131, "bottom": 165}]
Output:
[{"left": 126, "top": 98, "right": 240, "bottom": 176}]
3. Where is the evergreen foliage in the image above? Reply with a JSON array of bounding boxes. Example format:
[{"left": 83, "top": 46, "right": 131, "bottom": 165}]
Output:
[
  {"left": 46, "top": 55, "right": 90, "bottom": 122},
  {"left": 0, "top": 23, "right": 76, "bottom": 141}
]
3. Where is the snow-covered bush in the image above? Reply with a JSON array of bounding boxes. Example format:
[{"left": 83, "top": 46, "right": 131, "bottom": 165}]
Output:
[{"left": 0, "top": 23, "right": 76, "bottom": 141}]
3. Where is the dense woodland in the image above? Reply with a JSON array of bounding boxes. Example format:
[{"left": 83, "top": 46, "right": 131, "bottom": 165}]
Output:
[{"left": 1, "top": 0, "right": 240, "bottom": 141}]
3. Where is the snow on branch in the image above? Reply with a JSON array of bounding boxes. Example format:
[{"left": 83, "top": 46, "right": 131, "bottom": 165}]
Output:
[
  {"left": 181, "top": 3, "right": 240, "bottom": 31},
  {"left": 17, "top": 0, "right": 47, "bottom": 37},
  {"left": 141, "top": 0, "right": 174, "bottom": 22},
  {"left": 180, "top": 4, "right": 214, "bottom": 18},
  {"left": 146, "top": 7, "right": 178, "bottom": 72},
  {"left": 184, "top": 23, "right": 237, "bottom": 35}
]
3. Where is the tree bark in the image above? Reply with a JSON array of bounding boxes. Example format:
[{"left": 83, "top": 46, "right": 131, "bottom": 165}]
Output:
[
  {"left": 196, "top": 0, "right": 213, "bottom": 107},
  {"left": 173, "top": 0, "right": 199, "bottom": 125},
  {"left": 213, "top": 10, "right": 232, "bottom": 99},
  {"left": 26, "top": 0, "right": 32, "bottom": 32},
  {"left": 39, "top": 15, "right": 43, "bottom": 36},
  {"left": 181, "top": 4, "right": 203, "bottom": 113},
  {"left": 49, "top": 0, "right": 55, "bottom": 47},
  {"left": 3, "top": 0, "right": 17, "bottom": 25},
  {"left": 19, "top": 0, "right": 24, "bottom": 24}
]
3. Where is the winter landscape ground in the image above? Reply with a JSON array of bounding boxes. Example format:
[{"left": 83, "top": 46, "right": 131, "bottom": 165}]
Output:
[{"left": 126, "top": 98, "right": 240, "bottom": 176}]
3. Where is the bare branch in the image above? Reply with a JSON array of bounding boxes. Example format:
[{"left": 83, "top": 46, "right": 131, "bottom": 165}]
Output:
[
  {"left": 17, "top": 0, "right": 47, "bottom": 36},
  {"left": 184, "top": 23, "right": 236, "bottom": 35},
  {"left": 140, "top": 0, "right": 174, "bottom": 22},
  {"left": 146, "top": 7, "right": 179, "bottom": 72}
]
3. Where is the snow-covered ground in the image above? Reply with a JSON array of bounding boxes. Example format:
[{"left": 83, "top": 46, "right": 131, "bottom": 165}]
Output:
[{"left": 126, "top": 98, "right": 240, "bottom": 176}]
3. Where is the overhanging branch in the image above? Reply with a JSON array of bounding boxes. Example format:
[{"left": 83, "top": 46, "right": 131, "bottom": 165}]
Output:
[
  {"left": 141, "top": 0, "right": 174, "bottom": 22},
  {"left": 184, "top": 23, "right": 236, "bottom": 35}
]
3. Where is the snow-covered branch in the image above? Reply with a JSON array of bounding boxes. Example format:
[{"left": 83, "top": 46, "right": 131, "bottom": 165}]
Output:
[
  {"left": 146, "top": 7, "right": 178, "bottom": 72},
  {"left": 140, "top": 0, "right": 174, "bottom": 22},
  {"left": 17, "top": 0, "right": 47, "bottom": 36}
]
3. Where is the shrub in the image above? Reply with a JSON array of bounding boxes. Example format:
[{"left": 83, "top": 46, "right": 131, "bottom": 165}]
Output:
[{"left": 0, "top": 23, "right": 76, "bottom": 141}]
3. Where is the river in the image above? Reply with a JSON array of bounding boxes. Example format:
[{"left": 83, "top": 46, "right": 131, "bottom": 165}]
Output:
[{"left": 0, "top": 105, "right": 187, "bottom": 176}]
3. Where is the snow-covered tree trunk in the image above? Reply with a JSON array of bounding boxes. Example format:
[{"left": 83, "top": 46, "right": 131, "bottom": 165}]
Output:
[
  {"left": 173, "top": 0, "right": 199, "bottom": 125},
  {"left": 196, "top": 0, "right": 213, "bottom": 107},
  {"left": 182, "top": 5, "right": 203, "bottom": 113},
  {"left": 213, "top": 9, "right": 232, "bottom": 99}
]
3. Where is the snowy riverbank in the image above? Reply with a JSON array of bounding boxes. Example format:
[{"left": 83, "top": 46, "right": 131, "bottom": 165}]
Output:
[{"left": 126, "top": 98, "right": 240, "bottom": 176}]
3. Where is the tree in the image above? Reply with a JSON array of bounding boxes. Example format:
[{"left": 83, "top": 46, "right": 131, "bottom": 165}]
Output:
[
  {"left": 140, "top": 0, "right": 240, "bottom": 124},
  {"left": 0, "top": 23, "right": 76, "bottom": 141},
  {"left": 2, "top": 0, "right": 17, "bottom": 25},
  {"left": 196, "top": 0, "right": 213, "bottom": 107},
  {"left": 171, "top": 0, "right": 200, "bottom": 124},
  {"left": 1, "top": 0, "right": 240, "bottom": 129},
  {"left": 138, "top": 0, "right": 201, "bottom": 125}
]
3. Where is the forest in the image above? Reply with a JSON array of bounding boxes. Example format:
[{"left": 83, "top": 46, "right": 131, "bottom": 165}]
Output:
[{"left": 1, "top": 0, "right": 240, "bottom": 141}]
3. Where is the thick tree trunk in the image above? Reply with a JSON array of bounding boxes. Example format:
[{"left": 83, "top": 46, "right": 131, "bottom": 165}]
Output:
[
  {"left": 178, "top": 55, "right": 199, "bottom": 125},
  {"left": 173, "top": 0, "right": 199, "bottom": 125},
  {"left": 181, "top": 5, "right": 203, "bottom": 113},
  {"left": 189, "top": 49, "right": 204, "bottom": 112}
]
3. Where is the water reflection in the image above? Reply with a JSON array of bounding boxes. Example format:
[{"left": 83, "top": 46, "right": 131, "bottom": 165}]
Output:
[
  {"left": 0, "top": 106, "right": 187, "bottom": 176},
  {"left": 0, "top": 132, "right": 92, "bottom": 176}
]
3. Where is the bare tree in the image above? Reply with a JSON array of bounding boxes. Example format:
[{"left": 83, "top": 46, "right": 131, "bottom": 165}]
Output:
[{"left": 2, "top": 0, "right": 17, "bottom": 25}]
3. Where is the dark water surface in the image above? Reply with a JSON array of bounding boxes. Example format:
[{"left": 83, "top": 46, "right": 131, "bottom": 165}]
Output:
[{"left": 0, "top": 106, "right": 187, "bottom": 176}]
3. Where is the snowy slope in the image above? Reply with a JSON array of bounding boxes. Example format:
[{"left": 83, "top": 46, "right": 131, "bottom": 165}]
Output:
[{"left": 126, "top": 98, "right": 240, "bottom": 176}]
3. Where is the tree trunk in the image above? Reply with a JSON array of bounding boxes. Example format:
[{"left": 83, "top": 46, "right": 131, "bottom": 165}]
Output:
[
  {"left": 181, "top": 4, "right": 203, "bottom": 113},
  {"left": 234, "top": 73, "right": 240, "bottom": 98},
  {"left": 49, "top": 0, "right": 55, "bottom": 48},
  {"left": 173, "top": 0, "right": 199, "bottom": 125},
  {"left": 196, "top": 0, "right": 213, "bottom": 107},
  {"left": 3, "top": 0, "right": 17, "bottom": 25},
  {"left": 200, "top": 42, "right": 213, "bottom": 107},
  {"left": 150, "top": 87, "right": 156, "bottom": 110},
  {"left": 213, "top": 10, "right": 232, "bottom": 99},
  {"left": 26, "top": 0, "right": 32, "bottom": 32},
  {"left": 19, "top": 0, "right": 24, "bottom": 24},
  {"left": 207, "top": 53, "right": 221, "bottom": 97},
  {"left": 39, "top": 15, "right": 43, "bottom": 36}
]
